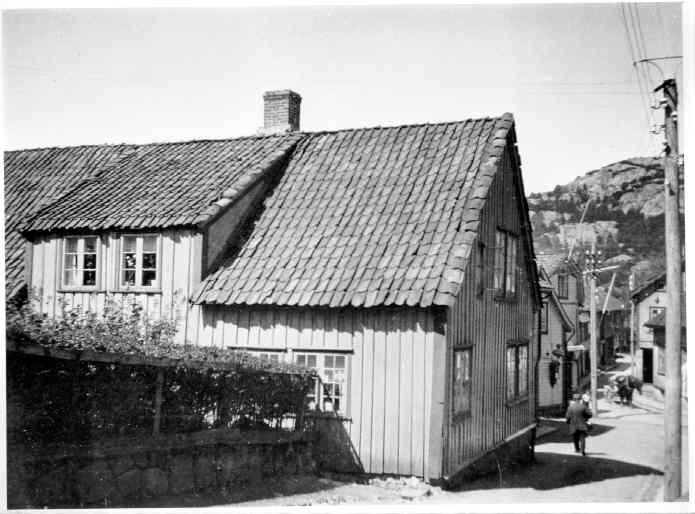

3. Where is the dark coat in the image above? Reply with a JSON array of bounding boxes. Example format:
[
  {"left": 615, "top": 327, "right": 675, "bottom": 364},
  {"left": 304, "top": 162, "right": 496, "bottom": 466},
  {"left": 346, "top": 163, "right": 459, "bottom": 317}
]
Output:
[{"left": 565, "top": 400, "right": 592, "bottom": 434}]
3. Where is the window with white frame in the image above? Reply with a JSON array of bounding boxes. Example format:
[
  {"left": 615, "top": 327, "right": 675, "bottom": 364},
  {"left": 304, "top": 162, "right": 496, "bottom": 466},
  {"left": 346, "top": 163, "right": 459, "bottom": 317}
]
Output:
[
  {"left": 120, "top": 235, "right": 159, "bottom": 288},
  {"left": 62, "top": 236, "right": 99, "bottom": 288},
  {"left": 250, "top": 351, "right": 285, "bottom": 364},
  {"left": 295, "top": 353, "right": 347, "bottom": 414},
  {"left": 506, "top": 341, "right": 529, "bottom": 401}
]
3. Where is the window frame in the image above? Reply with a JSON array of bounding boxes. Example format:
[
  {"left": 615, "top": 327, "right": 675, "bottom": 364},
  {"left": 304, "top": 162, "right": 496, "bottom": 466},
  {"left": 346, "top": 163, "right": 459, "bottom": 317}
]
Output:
[
  {"left": 59, "top": 235, "right": 101, "bottom": 292},
  {"left": 557, "top": 273, "right": 569, "bottom": 299},
  {"left": 116, "top": 233, "right": 162, "bottom": 292},
  {"left": 540, "top": 302, "right": 549, "bottom": 334},
  {"left": 506, "top": 339, "right": 530, "bottom": 404},
  {"left": 494, "top": 228, "right": 519, "bottom": 301},
  {"left": 452, "top": 346, "right": 473, "bottom": 420},
  {"left": 476, "top": 241, "right": 486, "bottom": 298},
  {"left": 294, "top": 352, "right": 349, "bottom": 415}
]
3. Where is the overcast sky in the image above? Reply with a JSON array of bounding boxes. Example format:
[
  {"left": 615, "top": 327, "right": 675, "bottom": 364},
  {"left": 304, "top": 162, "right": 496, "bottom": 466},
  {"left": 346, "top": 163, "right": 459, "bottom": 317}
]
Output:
[{"left": 2, "top": 4, "right": 683, "bottom": 193}]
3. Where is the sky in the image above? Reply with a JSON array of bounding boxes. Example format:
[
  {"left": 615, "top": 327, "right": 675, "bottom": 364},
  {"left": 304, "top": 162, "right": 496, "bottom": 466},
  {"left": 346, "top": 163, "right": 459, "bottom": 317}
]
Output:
[{"left": 2, "top": 3, "right": 684, "bottom": 193}]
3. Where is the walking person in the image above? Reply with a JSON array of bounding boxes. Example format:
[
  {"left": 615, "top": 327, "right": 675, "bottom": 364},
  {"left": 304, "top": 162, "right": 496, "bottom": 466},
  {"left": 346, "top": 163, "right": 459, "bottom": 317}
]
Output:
[{"left": 566, "top": 392, "right": 593, "bottom": 456}]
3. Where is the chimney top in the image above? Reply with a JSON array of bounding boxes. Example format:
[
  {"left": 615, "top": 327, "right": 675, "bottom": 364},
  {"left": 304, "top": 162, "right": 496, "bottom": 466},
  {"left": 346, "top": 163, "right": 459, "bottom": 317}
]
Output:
[{"left": 261, "top": 89, "right": 302, "bottom": 135}]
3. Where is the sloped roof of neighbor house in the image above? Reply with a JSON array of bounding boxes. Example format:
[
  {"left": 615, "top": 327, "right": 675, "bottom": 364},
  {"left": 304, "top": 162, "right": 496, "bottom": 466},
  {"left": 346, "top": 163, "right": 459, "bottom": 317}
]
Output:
[
  {"left": 193, "top": 114, "right": 538, "bottom": 308},
  {"left": 6, "top": 134, "right": 301, "bottom": 298}
]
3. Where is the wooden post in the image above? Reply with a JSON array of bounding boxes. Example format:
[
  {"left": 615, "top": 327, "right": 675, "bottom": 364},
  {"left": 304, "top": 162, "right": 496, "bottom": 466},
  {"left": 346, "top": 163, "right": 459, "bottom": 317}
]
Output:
[
  {"left": 629, "top": 273, "right": 636, "bottom": 376},
  {"left": 152, "top": 368, "right": 164, "bottom": 437},
  {"left": 656, "top": 78, "right": 682, "bottom": 501},
  {"left": 589, "top": 267, "right": 598, "bottom": 417}
]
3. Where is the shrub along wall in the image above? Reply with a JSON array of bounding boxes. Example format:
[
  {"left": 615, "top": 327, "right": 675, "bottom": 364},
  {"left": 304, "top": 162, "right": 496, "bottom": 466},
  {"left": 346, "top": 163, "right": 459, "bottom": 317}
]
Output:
[{"left": 6, "top": 299, "right": 319, "bottom": 507}]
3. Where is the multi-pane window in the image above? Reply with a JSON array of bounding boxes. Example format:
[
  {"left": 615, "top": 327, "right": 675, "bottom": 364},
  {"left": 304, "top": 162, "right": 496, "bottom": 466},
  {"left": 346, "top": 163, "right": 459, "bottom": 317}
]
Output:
[
  {"left": 540, "top": 302, "right": 548, "bottom": 333},
  {"left": 506, "top": 341, "right": 529, "bottom": 401},
  {"left": 295, "top": 353, "right": 347, "bottom": 414},
  {"left": 453, "top": 348, "right": 472, "bottom": 416},
  {"left": 557, "top": 274, "right": 569, "bottom": 298},
  {"left": 62, "top": 236, "right": 98, "bottom": 288},
  {"left": 120, "top": 235, "right": 159, "bottom": 288},
  {"left": 494, "top": 229, "right": 519, "bottom": 298},
  {"left": 252, "top": 351, "right": 284, "bottom": 363}
]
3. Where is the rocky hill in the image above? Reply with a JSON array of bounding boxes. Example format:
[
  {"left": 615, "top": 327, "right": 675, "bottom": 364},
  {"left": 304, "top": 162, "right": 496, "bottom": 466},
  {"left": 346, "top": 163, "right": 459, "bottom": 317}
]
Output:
[{"left": 528, "top": 156, "right": 684, "bottom": 293}]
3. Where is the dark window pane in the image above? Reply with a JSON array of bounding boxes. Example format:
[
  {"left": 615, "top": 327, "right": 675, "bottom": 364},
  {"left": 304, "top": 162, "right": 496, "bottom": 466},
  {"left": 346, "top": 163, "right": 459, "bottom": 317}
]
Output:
[
  {"left": 83, "top": 270, "right": 96, "bottom": 286},
  {"left": 142, "top": 269, "right": 157, "bottom": 286},
  {"left": 84, "top": 253, "right": 97, "bottom": 270},
  {"left": 142, "top": 253, "right": 157, "bottom": 269},
  {"left": 123, "top": 270, "right": 136, "bottom": 286},
  {"left": 84, "top": 237, "right": 97, "bottom": 253}
]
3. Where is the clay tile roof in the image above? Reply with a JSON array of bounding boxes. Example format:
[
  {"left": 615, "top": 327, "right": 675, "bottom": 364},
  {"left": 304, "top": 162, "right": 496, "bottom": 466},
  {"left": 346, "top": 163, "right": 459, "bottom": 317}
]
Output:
[
  {"left": 193, "top": 115, "right": 516, "bottom": 308},
  {"left": 6, "top": 134, "right": 301, "bottom": 298},
  {"left": 19, "top": 134, "right": 302, "bottom": 234},
  {"left": 4, "top": 144, "right": 134, "bottom": 297}
]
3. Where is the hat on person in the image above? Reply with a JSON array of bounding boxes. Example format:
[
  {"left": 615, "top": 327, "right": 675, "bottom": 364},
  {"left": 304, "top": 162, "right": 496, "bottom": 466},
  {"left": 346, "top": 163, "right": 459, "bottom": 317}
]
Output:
[{"left": 572, "top": 393, "right": 582, "bottom": 400}]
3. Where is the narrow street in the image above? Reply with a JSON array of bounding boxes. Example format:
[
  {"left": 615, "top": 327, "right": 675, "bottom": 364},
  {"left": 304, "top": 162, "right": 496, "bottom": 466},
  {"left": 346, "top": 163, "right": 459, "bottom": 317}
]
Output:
[{"left": 229, "top": 358, "right": 689, "bottom": 506}]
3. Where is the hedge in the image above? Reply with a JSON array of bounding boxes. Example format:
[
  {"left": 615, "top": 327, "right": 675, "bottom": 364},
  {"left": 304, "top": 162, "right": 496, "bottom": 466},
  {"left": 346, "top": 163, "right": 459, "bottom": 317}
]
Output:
[{"left": 6, "top": 298, "right": 317, "bottom": 445}]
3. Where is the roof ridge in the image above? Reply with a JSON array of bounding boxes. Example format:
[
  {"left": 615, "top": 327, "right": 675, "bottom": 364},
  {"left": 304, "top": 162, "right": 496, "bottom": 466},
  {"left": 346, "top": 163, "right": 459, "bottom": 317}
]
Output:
[
  {"left": 4, "top": 132, "right": 301, "bottom": 154},
  {"left": 5, "top": 115, "right": 512, "bottom": 154}
]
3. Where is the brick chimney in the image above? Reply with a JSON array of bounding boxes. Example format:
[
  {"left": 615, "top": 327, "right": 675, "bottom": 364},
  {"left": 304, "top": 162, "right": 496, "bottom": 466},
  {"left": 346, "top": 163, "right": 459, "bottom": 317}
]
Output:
[{"left": 261, "top": 90, "right": 302, "bottom": 134}]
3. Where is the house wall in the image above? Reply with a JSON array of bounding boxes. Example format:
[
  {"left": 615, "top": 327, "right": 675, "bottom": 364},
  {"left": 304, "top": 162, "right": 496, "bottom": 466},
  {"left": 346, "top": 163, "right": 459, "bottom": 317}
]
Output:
[
  {"left": 199, "top": 304, "right": 446, "bottom": 479},
  {"left": 444, "top": 144, "right": 536, "bottom": 478},
  {"left": 538, "top": 300, "right": 566, "bottom": 408},
  {"left": 28, "top": 229, "right": 203, "bottom": 345},
  {"left": 635, "top": 288, "right": 667, "bottom": 348},
  {"left": 203, "top": 179, "right": 269, "bottom": 275}
]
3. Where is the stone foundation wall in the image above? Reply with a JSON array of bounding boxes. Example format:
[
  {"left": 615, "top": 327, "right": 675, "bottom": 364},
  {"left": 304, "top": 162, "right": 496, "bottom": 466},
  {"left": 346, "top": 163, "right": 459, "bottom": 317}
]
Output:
[
  {"left": 8, "top": 428, "right": 316, "bottom": 508},
  {"left": 445, "top": 425, "right": 536, "bottom": 488}
]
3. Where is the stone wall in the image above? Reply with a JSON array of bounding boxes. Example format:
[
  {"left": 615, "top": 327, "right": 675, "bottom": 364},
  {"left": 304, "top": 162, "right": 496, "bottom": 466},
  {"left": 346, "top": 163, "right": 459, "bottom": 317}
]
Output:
[
  {"left": 445, "top": 425, "right": 536, "bottom": 488},
  {"left": 8, "top": 428, "right": 316, "bottom": 508}
]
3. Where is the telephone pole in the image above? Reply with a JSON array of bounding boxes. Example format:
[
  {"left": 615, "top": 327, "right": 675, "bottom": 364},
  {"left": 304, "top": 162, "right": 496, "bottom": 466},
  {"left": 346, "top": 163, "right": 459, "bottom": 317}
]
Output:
[
  {"left": 584, "top": 245, "right": 601, "bottom": 417},
  {"left": 654, "top": 78, "right": 682, "bottom": 501},
  {"left": 629, "top": 273, "right": 636, "bottom": 376}
]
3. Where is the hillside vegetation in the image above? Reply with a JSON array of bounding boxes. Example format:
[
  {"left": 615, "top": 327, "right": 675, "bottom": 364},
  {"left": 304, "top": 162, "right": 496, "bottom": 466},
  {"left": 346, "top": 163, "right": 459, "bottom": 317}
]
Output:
[{"left": 528, "top": 156, "right": 684, "bottom": 295}]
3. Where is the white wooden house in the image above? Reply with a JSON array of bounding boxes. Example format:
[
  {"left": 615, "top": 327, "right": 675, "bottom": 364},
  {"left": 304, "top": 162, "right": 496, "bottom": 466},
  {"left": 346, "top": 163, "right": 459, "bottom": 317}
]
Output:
[{"left": 9, "top": 90, "right": 542, "bottom": 483}]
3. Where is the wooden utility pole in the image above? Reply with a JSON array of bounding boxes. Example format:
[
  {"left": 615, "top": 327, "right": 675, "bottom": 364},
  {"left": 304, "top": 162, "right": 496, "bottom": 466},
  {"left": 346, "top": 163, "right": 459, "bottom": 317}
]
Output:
[
  {"left": 585, "top": 245, "right": 601, "bottom": 417},
  {"left": 629, "top": 273, "right": 636, "bottom": 376},
  {"left": 655, "top": 78, "right": 682, "bottom": 501}
]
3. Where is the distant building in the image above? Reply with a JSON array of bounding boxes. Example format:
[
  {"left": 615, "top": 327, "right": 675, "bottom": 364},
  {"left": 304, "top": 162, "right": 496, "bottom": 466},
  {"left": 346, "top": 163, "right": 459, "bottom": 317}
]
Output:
[
  {"left": 631, "top": 270, "right": 686, "bottom": 390},
  {"left": 536, "top": 254, "right": 586, "bottom": 399},
  {"left": 536, "top": 268, "right": 574, "bottom": 414}
]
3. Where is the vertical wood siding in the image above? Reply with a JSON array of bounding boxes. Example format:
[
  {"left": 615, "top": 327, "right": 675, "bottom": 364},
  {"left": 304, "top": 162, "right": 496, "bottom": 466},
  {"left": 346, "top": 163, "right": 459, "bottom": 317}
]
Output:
[
  {"left": 200, "top": 304, "right": 443, "bottom": 478},
  {"left": 538, "top": 300, "right": 566, "bottom": 407},
  {"left": 445, "top": 144, "right": 536, "bottom": 476},
  {"left": 29, "top": 229, "right": 202, "bottom": 345}
]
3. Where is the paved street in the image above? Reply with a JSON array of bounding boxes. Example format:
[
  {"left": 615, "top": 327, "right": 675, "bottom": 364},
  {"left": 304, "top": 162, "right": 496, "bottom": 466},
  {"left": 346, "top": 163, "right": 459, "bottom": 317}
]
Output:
[
  {"left": 229, "top": 361, "right": 690, "bottom": 506},
  {"left": 134, "top": 357, "right": 689, "bottom": 508}
]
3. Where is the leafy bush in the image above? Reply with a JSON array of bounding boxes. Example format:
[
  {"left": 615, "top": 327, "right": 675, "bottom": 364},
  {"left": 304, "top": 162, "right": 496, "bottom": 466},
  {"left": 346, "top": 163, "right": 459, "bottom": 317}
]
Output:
[{"left": 6, "top": 298, "right": 317, "bottom": 444}]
